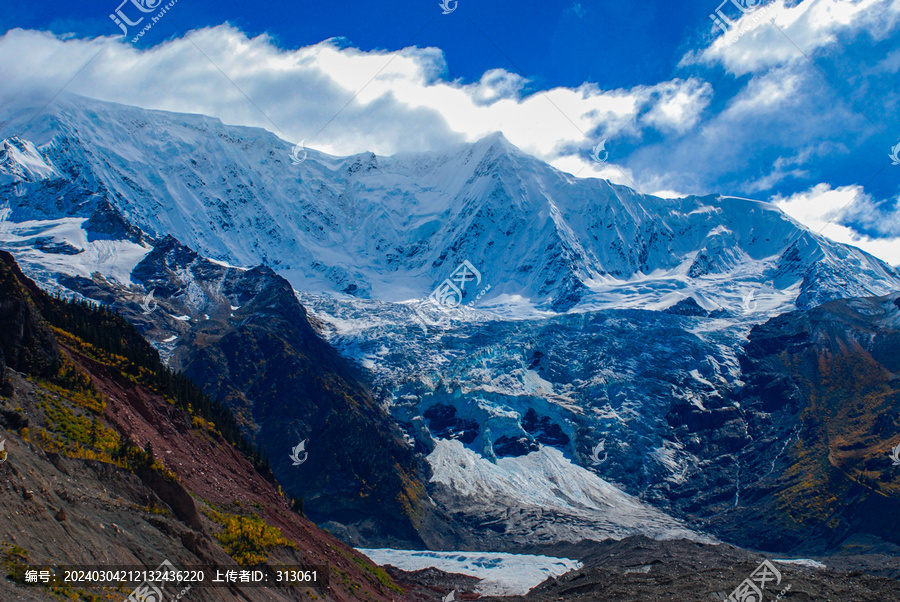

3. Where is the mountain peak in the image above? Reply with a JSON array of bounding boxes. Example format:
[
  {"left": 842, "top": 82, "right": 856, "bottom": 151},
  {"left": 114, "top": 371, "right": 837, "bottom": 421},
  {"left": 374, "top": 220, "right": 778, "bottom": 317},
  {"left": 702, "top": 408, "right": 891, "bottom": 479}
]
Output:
[
  {"left": 462, "top": 130, "right": 534, "bottom": 177},
  {"left": 472, "top": 131, "right": 520, "bottom": 154}
]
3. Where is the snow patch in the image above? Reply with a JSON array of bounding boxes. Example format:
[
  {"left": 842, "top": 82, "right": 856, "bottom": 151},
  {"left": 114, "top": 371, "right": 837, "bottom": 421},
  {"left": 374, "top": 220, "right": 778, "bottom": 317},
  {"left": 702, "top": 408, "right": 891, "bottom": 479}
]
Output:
[
  {"left": 427, "top": 440, "right": 709, "bottom": 543},
  {"left": 356, "top": 548, "right": 581, "bottom": 596},
  {"left": 773, "top": 558, "right": 827, "bottom": 569},
  {"left": 0, "top": 218, "right": 149, "bottom": 284}
]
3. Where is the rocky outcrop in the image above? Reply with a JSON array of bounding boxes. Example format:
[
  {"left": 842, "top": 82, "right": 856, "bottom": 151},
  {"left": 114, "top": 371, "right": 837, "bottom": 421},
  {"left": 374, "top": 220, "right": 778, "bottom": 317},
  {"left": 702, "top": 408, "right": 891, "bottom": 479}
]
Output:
[{"left": 130, "top": 236, "right": 444, "bottom": 549}]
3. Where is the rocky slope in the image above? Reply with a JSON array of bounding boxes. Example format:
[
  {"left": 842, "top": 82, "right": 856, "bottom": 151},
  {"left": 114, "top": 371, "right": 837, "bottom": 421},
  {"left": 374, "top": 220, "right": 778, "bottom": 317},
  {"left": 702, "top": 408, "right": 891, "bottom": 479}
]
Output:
[
  {"left": 662, "top": 292, "right": 900, "bottom": 554},
  {"left": 138, "top": 236, "right": 447, "bottom": 548},
  {"left": 60, "top": 232, "right": 449, "bottom": 548},
  {"left": 481, "top": 536, "right": 900, "bottom": 601},
  {"left": 0, "top": 250, "right": 406, "bottom": 601}
]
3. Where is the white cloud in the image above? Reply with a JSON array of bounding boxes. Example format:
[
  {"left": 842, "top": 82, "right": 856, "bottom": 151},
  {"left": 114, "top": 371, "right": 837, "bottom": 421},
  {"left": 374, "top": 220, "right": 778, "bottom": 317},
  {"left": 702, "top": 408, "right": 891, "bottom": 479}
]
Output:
[
  {"left": 0, "top": 25, "right": 708, "bottom": 193},
  {"left": 642, "top": 79, "right": 714, "bottom": 134},
  {"left": 548, "top": 154, "right": 641, "bottom": 190},
  {"left": 683, "top": 0, "right": 900, "bottom": 76},
  {"left": 773, "top": 183, "right": 900, "bottom": 265},
  {"left": 471, "top": 69, "right": 528, "bottom": 106},
  {"left": 616, "top": 0, "right": 895, "bottom": 204}
]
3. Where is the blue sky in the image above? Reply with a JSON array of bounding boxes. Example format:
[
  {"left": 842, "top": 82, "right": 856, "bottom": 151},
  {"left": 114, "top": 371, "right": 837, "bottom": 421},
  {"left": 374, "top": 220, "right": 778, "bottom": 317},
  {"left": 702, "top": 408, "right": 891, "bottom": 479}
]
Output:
[
  {"left": 1, "top": 0, "right": 703, "bottom": 88},
  {"left": 1, "top": 0, "right": 899, "bottom": 262}
]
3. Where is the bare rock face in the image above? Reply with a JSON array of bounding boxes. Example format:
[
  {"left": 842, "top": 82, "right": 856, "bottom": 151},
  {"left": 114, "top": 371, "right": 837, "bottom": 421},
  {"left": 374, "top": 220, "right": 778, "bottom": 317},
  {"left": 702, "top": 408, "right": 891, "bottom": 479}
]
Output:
[
  {"left": 0, "top": 251, "right": 60, "bottom": 393},
  {"left": 135, "top": 465, "right": 202, "bottom": 530}
]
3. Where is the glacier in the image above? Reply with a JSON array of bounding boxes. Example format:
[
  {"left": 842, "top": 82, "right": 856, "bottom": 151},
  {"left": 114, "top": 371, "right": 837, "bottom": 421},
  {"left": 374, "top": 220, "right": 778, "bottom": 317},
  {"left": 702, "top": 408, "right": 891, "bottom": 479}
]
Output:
[{"left": 3, "top": 93, "right": 900, "bottom": 553}]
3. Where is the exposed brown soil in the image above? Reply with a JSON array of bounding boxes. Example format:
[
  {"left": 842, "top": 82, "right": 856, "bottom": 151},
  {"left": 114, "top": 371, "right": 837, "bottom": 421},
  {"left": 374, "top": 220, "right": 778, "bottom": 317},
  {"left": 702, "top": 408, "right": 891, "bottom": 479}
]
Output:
[{"left": 0, "top": 346, "right": 404, "bottom": 601}]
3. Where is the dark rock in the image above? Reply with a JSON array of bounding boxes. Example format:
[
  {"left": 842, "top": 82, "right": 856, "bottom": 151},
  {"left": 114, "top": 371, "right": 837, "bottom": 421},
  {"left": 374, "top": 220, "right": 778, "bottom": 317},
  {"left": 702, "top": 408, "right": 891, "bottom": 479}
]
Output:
[
  {"left": 664, "top": 296, "right": 709, "bottom": 316},
  {"left": 56, "top": 274, "right": 120, "bottom": 306},
  {"left": 0, "top": 251, "right": 61, "bottom": 390},
  {"left": 672, "top": 292, "right": 900, "bottom": 554},
  {"left": 31, "top": 237, "right": 83, "bottom": 255},
  {"left": 424, "top": 405, "right": 480, "bottom": 445},
  {"left": 1, "top": 409, "right": 29, "bottom": 431},
  {"left": 84, "top": 200, "right": 146, "bottom": 244},
  {"left": 487, "top": 535, "right": 900, "bottom": 601},
  {"left": 494, "top": 435, "right": 540, "bottom": 457},
  {"left": 135, "top": 237, "right": 443, "bottom": 548},
  {"left": 522, "top": 409, "right": 570, "bottom": 447},
  {"left": 135, "top": 466, "right": 202, "bottom": 531}
]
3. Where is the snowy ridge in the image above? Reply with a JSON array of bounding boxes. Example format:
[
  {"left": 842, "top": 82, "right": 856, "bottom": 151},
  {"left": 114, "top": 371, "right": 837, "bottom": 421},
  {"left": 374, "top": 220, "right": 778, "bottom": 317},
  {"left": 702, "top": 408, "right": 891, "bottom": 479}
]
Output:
[
  {"left": 0, "top": 137, "right": 60, "bottom": 183},
  {"left": 1, "top": 94, "right": 898, "bottom": 317}
]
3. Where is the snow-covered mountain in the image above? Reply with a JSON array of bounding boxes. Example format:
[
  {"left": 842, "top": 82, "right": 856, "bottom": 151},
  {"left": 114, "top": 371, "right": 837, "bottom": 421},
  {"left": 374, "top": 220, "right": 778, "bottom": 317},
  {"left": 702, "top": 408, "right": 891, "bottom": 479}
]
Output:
[
  {"left": 2, "top": 94, "right": 900, "bottom": 554},
  {"left": 2, "top": 94, "right": 898, "bottom": 318}
]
